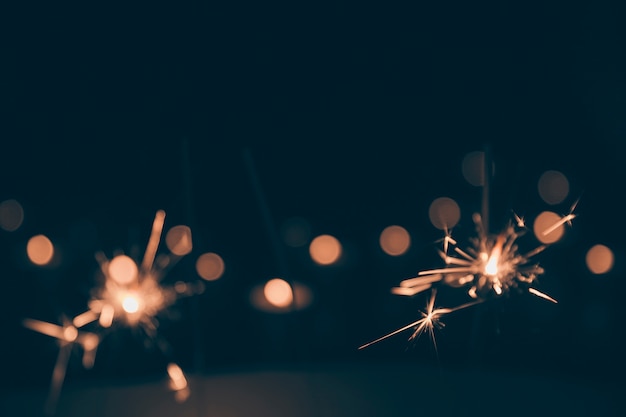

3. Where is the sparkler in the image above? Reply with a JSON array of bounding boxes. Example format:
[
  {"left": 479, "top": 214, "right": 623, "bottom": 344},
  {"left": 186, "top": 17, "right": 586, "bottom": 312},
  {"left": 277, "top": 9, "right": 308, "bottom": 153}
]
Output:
[
  {"left": 23, "top": 209, "right": 203, "bottom": 414},
  {"left": 22, "top": 315, "right": 99, "bottom": 416},
  {"left": 360, "top": 150, "right": 578, "bottom": 352},
  {"left": 359, "top": 289, "right": 483, "bottom": 352}
]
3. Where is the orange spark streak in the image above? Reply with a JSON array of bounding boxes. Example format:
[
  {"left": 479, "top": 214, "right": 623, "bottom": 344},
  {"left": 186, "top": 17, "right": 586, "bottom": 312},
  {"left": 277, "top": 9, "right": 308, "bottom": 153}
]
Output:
[
  {"left": 542, "top": 213, "right": 576, "bottom": 236},
  {"left": 141, "top": 210, "right": 166, "bottom": 273},
  {"left": 528, "top": 287, "right": 558, "bottom": 303}
]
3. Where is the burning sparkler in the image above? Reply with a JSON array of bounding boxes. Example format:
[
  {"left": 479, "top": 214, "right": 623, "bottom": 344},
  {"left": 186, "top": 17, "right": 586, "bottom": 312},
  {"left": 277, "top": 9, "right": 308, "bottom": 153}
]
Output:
[
  {"left": 23, "top": 209, "right": 204, "bottom": 414},
  {"left": 360, "top": 150, "right": 578, "bottom": 351},
  {"left": 22, "top": 315, "right": 99, "bottom": 416}
]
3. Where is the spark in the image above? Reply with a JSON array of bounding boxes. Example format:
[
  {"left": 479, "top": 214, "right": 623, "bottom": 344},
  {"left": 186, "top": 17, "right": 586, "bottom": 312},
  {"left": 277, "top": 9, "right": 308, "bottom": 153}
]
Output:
[
  {"left": 435, "top": 226, "right": 457, "bottom": 254},
  {"left": 392, "top": 202, "right": 577, "bottom": 303},
  {"left": 85, "top": 211, "right": 204, "bottom": 331},
  {"left": 361, "top": 151, "right": 578, "bottom": 351},
  {"left": 513, "top": 211, "right": 525, "bottom": 228},
  {"left": 542, "top": 198, "right": 579, "bottom": 237},
  {"left": 359, "top": 289, "right": 483, "bottom": 351},
  {"left": 362, "top": 208, "right": 575, "bottom": 350},
  {"left": 542, "top": 213, "right": 576, "bottom": 236},
  {"left": 22, "top": 316, "right": 100, "bottom": 416}
]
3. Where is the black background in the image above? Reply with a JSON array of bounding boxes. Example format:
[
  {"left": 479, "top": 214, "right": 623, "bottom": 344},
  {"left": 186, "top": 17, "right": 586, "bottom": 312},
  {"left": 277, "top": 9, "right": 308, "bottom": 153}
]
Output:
[{"left": 1, "top": 0, "right": 625, "bottom": 409}]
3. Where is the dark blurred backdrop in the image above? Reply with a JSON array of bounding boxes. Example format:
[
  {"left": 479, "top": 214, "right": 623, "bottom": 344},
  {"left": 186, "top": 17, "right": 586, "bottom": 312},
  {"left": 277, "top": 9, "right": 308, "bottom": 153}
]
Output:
[{"left": 1, "top": 1, "right": 625, "bottom": 415}]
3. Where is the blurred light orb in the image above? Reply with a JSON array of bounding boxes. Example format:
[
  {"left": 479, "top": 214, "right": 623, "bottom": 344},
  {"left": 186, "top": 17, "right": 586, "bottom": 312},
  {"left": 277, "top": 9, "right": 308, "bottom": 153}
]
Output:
[
  {"left": 26, "top": 234, "right": 54, "bottom": 266},
  {"left": 281, "top": 216, "right": 312, "bottom": 247},
  {"left": 63, "top": 326, "right": 78, "bottom": 342},
  {"left": 121, "top": 294, "right": 140, "bottom": 313},
  {"left": 0, "top": 199, "right": 24, "bottom": 232},
  {"left": 196, "top": 252, "right": 225, "bottom": 281},
  {"left": 379, "top": 225, "right": 411, "bottom": 256},
  {"left": 108, "top": 255, "right": 138, "bottom": 285},
  {"left": 166, "top": 225, "right": 193, "bottom": 256},
  {"left": 174, "top": 281, "right": 188, "bottom": 294},
  {"left": 428, "top": 197, "right": 461, "bottom": 230},
  {"left": 586, "top": 244, "right": 614, "bottom": 274},
  {"left": 264, "top": 278, "right": 294, "bottom": 308},
  {"left": 82, "top": 333, "right": 99, "bottom": 351},
  {"left": 167, "top": 363, "right": 189, "bottom": 399},
  {"left": 250, "top": 280, "right": 313, "bottom": 313},
  {"left": 533, "top": 211, "right": 564, "bottom": 244},
  {"left": 309, "top": 234, "right": 342, "bottom": 265},
  {"left": 461, "top": 151, "right": 485, "bottom": 186},
  {"left": 538, "top": 170, "right": 569, "bottom": 205}
]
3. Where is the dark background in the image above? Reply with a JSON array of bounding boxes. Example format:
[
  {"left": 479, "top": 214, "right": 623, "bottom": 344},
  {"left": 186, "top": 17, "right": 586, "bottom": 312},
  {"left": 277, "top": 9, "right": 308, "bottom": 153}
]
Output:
[{"left": 1, "top": 0, "right": 625, "bottom": 414}]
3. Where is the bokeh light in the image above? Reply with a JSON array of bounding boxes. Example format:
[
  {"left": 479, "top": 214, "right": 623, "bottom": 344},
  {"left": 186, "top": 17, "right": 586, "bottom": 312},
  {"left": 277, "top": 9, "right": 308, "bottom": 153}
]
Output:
[
  {"left": 26, "top": 234, "right": 54, "bottom": 266},
  {"left": 62, "top": 326, "right": 78, "bottom": 343},
  {"left": 379, "top": 225, "right": 411, "bottom": 256},
  {"left": 538, "top": 170, "right": 569, "bottom": 205},
  {"left": 250, "top": 280, "right": 313, "bottom": 313},
  {"left": 428, "top": 197, "right": 461, "bottom": 230},
  {"left": 165, "top": 225, "right": 193, "bottom": 256},
  {"left": 461, "top": 151, "right": 485, "bottom": 186},
  {"left": 0, "top": 199, "right": 24, "bottom": 232},
  {"left": 533, "top": 211, "right": 564, "bottom": 244},
  {"left": 195, "top": 252, "right": 225, "bottom": 281},
  {"left": 167, "top": 362, "right": 189, "bottom": 402},
  {"left": 585, "top": 244, "right": 614, "bottom": 274},
  {"left": 264, "top": 278, "right": 294, "bottom": 308},
  {"left": 108, "top": 255, "right": 139, "bottom": 285},
  {"left": 280, "top": 216, "right": 312, "bottom": 247},
  {"left": 82, "top": 333, "right": 99, "bottom": 352},
  {"left": 309, "top": 234, "right": 342, "bottom": 265}
]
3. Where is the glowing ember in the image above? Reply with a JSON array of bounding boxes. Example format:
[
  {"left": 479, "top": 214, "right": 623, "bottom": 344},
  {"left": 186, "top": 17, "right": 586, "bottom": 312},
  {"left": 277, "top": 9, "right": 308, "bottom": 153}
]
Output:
[{"left": 85, "top": 210, "right": 203, "bottom": 331}]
